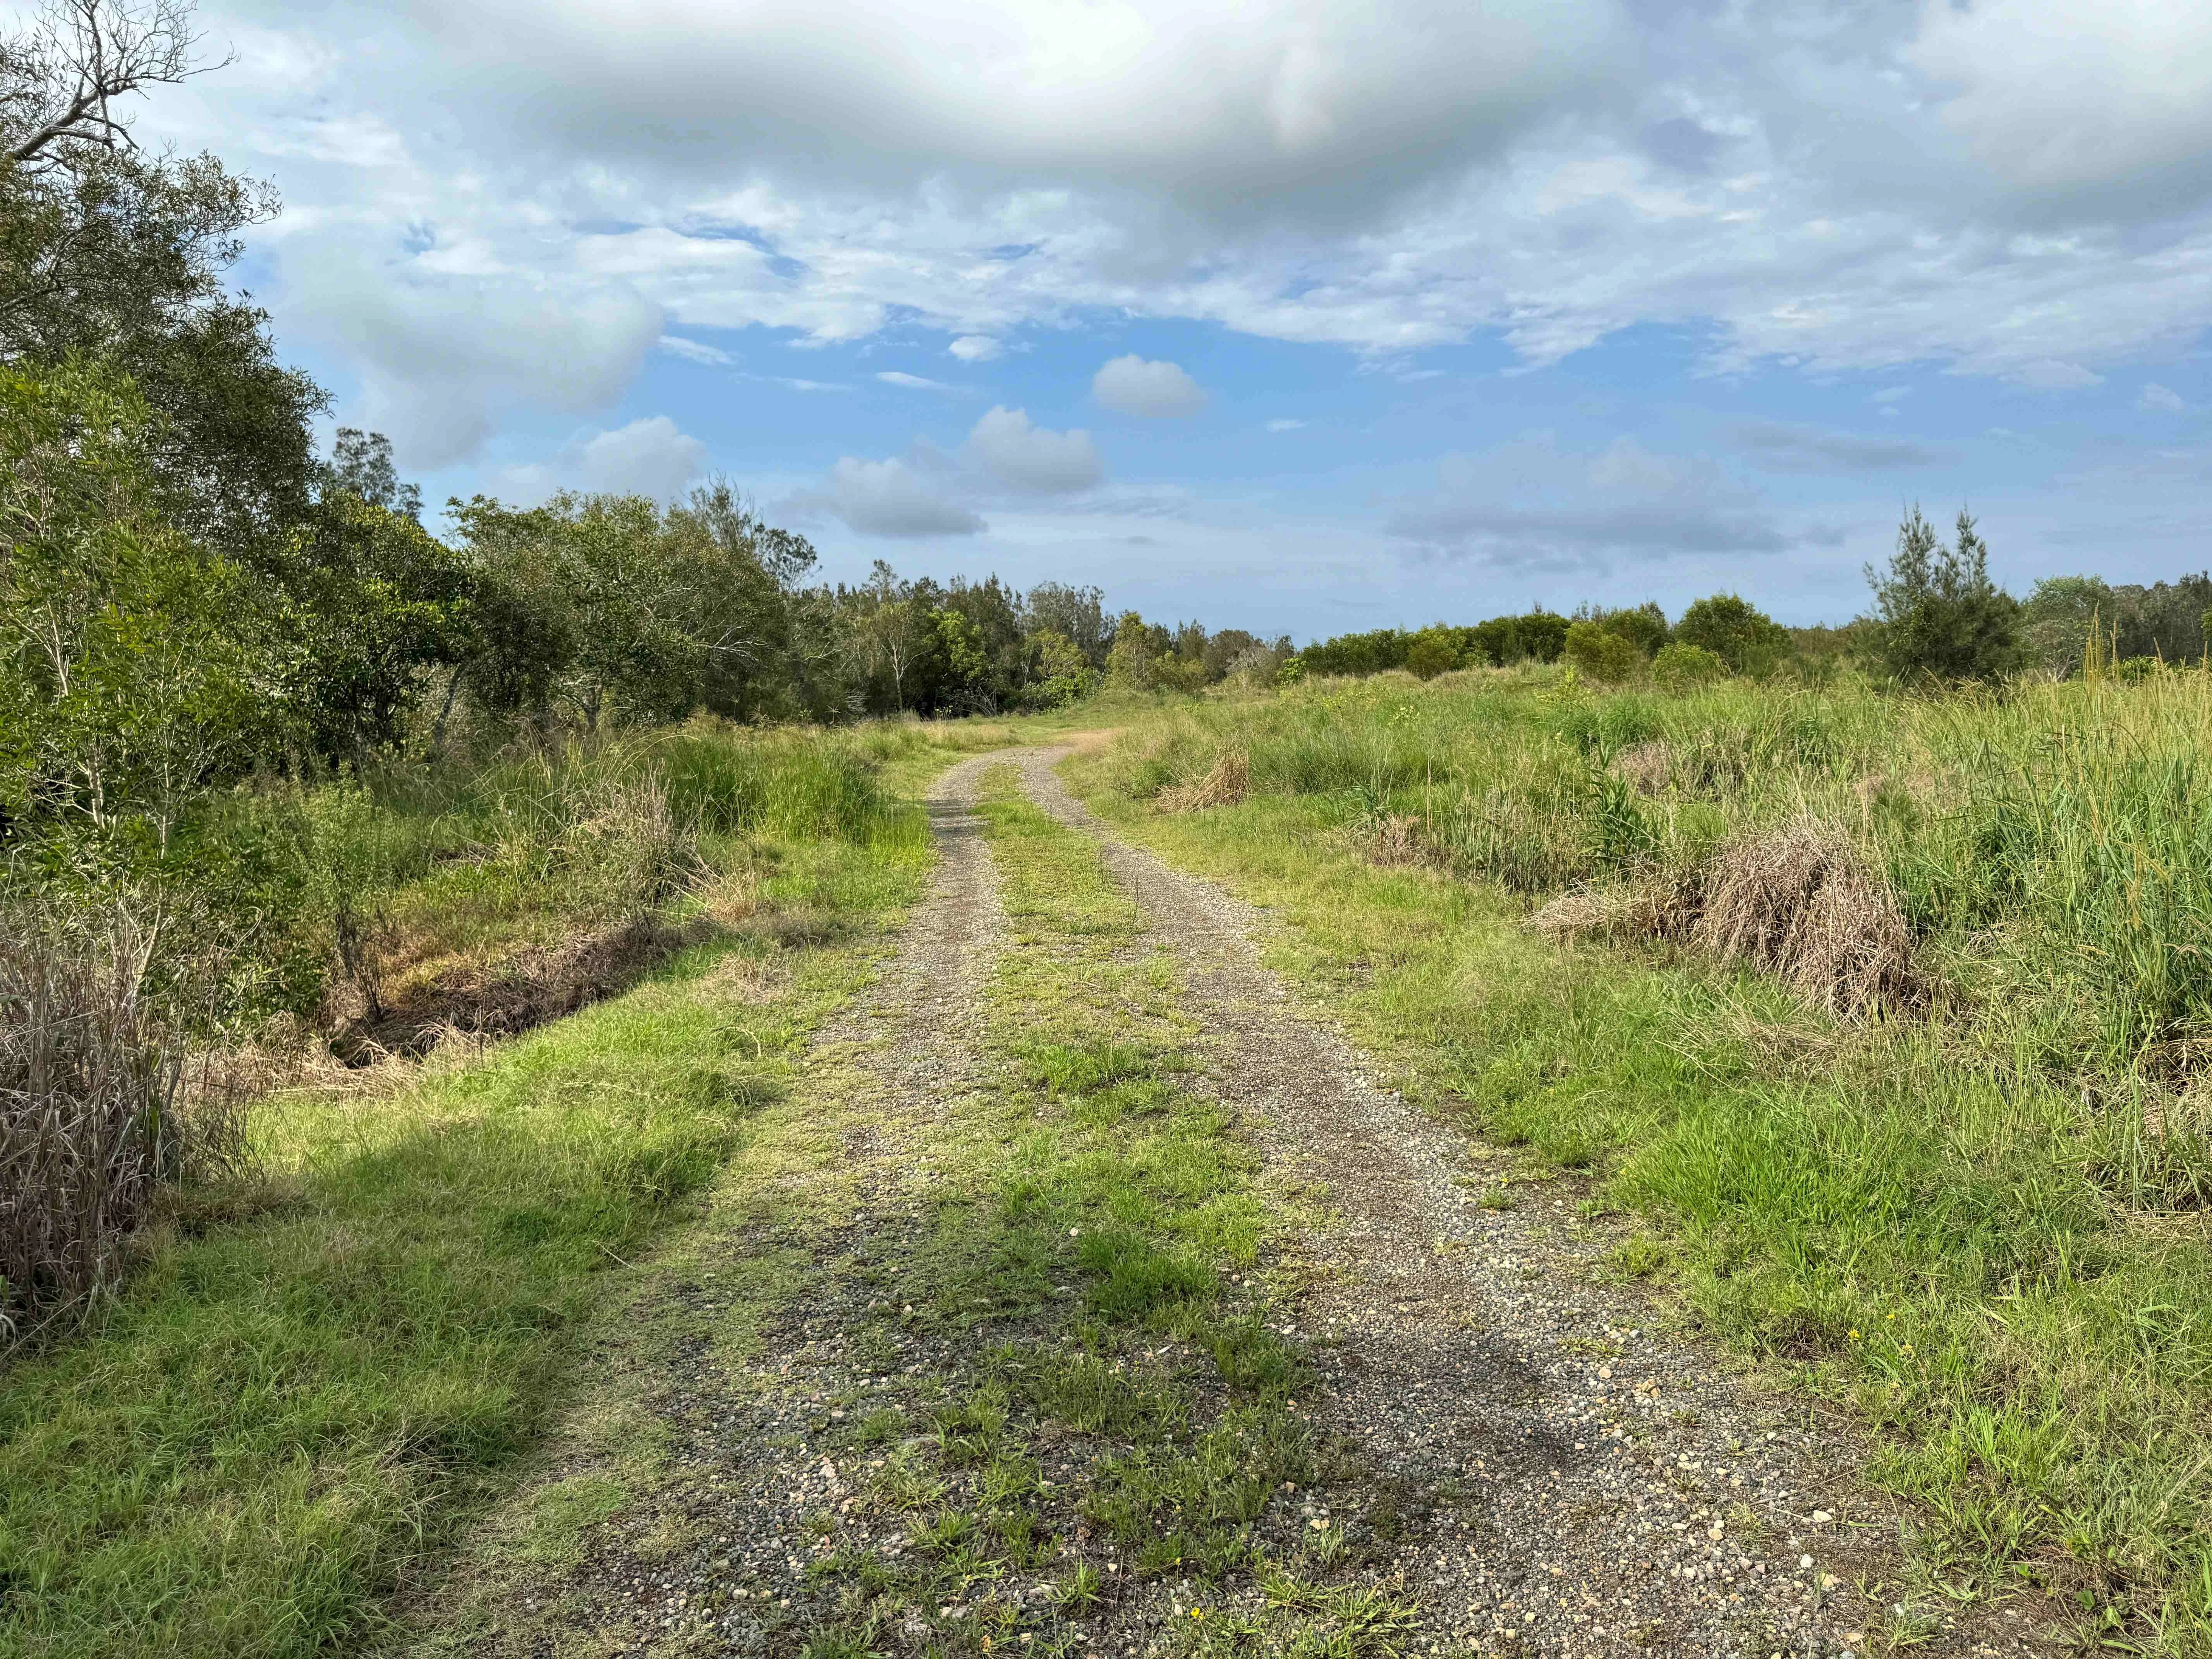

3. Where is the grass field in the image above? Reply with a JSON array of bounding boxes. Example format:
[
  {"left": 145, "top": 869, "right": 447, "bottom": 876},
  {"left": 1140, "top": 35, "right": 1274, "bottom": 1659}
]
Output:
[
  {"left": 1075, "top": 665, "right": 2212, "bottom": 1654},
  {"left": 0, "top": 727, "right": 937, "bottom": 1657}
]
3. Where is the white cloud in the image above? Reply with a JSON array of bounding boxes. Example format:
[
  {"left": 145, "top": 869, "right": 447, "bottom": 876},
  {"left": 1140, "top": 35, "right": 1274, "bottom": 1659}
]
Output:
[
  {"left": 283, "top": 246, "right": 665, "bottom": 467},
  {"left": 1093, "top": 355, "right": 1208, "bottom": 417},
  {"left": 134, "top": 0, "right": 2212, "bottom": 461},
  {"left": 1266, "top": 418, "right": 1307, "bottom": 431},
  {"left": 659, "top": 333, "right": 734, "bottom": 366},
  {"left": 2009, "top": 359, "right": 2106, "bottom": 392},
  {"left": 787, "top": 457, "right": 987, "bottom": 536},
  {"left": 878, "top": 370, "right": 965, "bottom": 392},
  {"left": 491, "top": 415, "right": 711, "bottom": 504},
  {"left": 964, "top": 406, "right": 1102, "bottom": 493},
  {"left": 2141, "top": 382, "right": 2190, "bottom": 412}
]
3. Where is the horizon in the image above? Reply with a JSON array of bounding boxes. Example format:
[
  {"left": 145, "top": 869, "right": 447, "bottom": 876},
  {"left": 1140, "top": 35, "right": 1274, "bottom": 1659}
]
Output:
[{"left": 91, "top": 0, "right": 2212, "bottom": 638}]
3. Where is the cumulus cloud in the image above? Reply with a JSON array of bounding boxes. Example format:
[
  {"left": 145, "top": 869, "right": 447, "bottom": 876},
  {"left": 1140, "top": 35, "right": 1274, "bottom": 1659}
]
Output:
[
  {"left": 788, "top": 457, "right": 987, "bottom": 536},
  {"left": 284, "top": 246, "right": 663, "bottom": 467},
  {"left": 491, "top": 415, "right": 711, "bottom": 504},
  {"left": 1389, "top": 436, "right": 1795, "bottom": 567},
  {"left": 141, "top": 0, "right": 2212, "bottom": 477},
  {"left": 1093, "top": 356, "right": 1208, "bottom": 417},
  {"left": 1736, "top": 423, "right": 1942, "bottom": 474},
  {"left": 964, "top": 406, "right": 1103, "bottom": 493}
]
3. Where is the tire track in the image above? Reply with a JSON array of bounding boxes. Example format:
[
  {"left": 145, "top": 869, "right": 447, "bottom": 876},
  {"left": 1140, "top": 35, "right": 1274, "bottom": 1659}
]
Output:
[{"left": 1005, "top": 746, "right": 2043, "bottom": 1659}]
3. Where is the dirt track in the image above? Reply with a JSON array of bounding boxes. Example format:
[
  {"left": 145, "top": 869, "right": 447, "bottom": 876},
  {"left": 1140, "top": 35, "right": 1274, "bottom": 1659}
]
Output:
[{"left": 445, "top": 748, "right": 2052, "bottom": 1659}]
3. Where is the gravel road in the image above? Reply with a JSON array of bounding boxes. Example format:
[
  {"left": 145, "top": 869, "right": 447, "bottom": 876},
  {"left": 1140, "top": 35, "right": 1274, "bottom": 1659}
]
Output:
[{"left": 446, "top": 748, "right": 2056, "bottom": 1659}]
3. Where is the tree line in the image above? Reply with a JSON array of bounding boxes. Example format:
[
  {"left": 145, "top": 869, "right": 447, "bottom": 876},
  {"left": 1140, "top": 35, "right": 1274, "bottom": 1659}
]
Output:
[
  {"left": 0, "top": 0, "right": 1295, "bottom": 887},
  {"left": 1293, "top": 508, "right": 2212, "bottom": 689}
]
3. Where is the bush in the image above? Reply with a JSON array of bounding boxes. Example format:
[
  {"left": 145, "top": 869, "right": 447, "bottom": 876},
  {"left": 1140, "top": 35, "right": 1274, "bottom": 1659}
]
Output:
[
  {"left": 1403, "top": 629, "right": 1462, "bottom": 680},
  {"left": 1652, "top": 643, "right": 1729, "bottom": 691},
  {"left": 1674, "top": 594, "right": 1790, "bottom": 677},
  {"left": 0, "top": 904, "right": 243, "bottom": 1336},
  {"left": 1562, "top": 622, "right": 1642, "bottom": 684}
]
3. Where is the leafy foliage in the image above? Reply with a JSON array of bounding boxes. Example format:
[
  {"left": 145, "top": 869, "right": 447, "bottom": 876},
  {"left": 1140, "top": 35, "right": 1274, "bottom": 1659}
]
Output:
[{"left": 1864, "top": 507, "right": 2022, "bottom": 684}]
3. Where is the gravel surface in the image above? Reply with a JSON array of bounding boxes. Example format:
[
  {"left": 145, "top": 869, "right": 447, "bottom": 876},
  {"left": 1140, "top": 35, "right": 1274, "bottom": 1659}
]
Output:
[
  {"left": 1008, "top": 748, "right": 2053, "bottom": 1659},
  {"left": 453, "top": 749, "right": 2059, "bottom": 1659}
]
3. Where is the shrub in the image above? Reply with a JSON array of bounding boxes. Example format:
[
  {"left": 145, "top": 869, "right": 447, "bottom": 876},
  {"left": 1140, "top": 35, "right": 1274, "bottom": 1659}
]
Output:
[
  {"left": 1595, "top": 602, "right": 1669, "bottom": 656},
  {"left": 1403, "top": 629, "right": 1461, "bottom": 680},
  {"left": 1562, "top": 622, "right": 1642, "bottom": 684},
  {"left": 0, "top": 905, "right": 244, "bottom": 1336},
  {"left": 1652, "top": 643, "right": 1729, "bottom": 691},
  {"left": 1674, "top": 594, "right": 1790, "bottom": 677}
]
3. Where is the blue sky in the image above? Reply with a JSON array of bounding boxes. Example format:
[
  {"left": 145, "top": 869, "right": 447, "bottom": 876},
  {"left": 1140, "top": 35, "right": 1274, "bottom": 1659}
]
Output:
[{"left": 120, "top": 0, "right": 2212, "bottom": 641}]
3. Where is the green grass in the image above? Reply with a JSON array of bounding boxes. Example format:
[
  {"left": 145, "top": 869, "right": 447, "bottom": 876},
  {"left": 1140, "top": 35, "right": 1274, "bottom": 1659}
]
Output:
[
  {"left": 1075, "top": 671, "right": 2212, "bottom": 1656},
  {"left": 699, "top": 767, "right": 1414, "bottom": 1659},
  {"left": 0, "top": 742, "right": 934, "bottom": 1658}
]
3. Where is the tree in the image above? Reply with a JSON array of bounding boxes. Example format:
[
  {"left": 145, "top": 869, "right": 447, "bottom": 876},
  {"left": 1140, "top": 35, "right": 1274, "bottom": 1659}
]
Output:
[
  {"left": 1863, "top": 507, "right": 2021, "bottom": 684},
  {"left": 0, "top": 359, "right": 279, "bottom": 848},
  {"left": 1403, "top": 627, "right": 1461, "bottom": 680},
  {"left": 1674, "top": 593, "right": 1790, "bottom": 677},
  {"left": 275, "top": 489, "right": 473, "bottom": 760},
  {"left": 1025, "top": 582, "right": 1113, "bottom": 668},
  {"left": 1591, "top": 602, "right": 1667, "bottom": 656},
  {"left": 325, "top": 428, "right": 421, "bottom": 521},
  {"left": 0, "top": 0, "right": 325, "bottom": 558}
]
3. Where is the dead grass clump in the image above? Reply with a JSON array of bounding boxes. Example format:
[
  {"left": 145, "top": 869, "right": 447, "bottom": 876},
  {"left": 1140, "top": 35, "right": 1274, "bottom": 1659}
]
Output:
[
  {"left": 1691, "top": 818, "right": 1922, "bottom": 1017},
  {"left": 701, "top": 952, "right": 792, "bottom": 1006},
  {"left": 1368, "top": 812, "right": 1424, "bottom": 867},
  {"left": 1527, "top": 879, "right": 1684, "bottom": 943},
  {"left": 1156, "top": 751, "right": 1250, "bottom": 814},
  {"left": 0, "top": 905, "right": 248, "bottom": 1336},
  {"left": 1611, "top": 741, "right": 1672, "bottom": 796}
]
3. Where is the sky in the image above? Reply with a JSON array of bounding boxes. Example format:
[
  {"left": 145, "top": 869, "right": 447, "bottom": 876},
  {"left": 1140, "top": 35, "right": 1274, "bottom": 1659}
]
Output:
[{"left": 107, "top": 0, "right": 2212, "bottom": 640}]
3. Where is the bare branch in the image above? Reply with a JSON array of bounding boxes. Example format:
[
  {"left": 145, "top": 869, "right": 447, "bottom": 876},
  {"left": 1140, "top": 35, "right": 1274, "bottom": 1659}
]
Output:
[{"left": 3, "top": 0, "right": 227, "bottom": 168}]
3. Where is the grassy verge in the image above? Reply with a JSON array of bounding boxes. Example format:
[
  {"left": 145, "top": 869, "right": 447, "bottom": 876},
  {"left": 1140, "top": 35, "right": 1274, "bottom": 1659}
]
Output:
[
  {"left": 0, "top": 739, "right": 933, "bottom": 1658},
  {"left": 1069, "top": 703, "right": 2212, "bottom": 1656}
]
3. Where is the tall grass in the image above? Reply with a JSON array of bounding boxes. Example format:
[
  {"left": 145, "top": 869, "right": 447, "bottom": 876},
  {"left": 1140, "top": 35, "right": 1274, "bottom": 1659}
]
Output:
[
  {"left": 1112, "top": 666, "right": 2212, "bottom": 1087},
  {"left": 1088, "top": 664, "right": 2212, "bottom": 1647}
]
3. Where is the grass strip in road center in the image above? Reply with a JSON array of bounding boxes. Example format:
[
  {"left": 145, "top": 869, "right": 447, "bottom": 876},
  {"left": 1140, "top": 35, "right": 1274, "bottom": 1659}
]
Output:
[{"left": 784, "top": 766, "right": 1422, "bottom": 1659}]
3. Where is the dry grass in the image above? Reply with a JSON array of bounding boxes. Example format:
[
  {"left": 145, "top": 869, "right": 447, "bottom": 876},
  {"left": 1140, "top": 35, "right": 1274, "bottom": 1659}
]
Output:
[
  {"left": 0, "top": 906, "right": 246, "bottom": 1338},
  {"left": 1691, "top": 817, "right": 1923, "bottom": 1017},
  {"left": 1527, "top": 820, "right": 1922, "bottom": 1017},
  {"left": 1155, "top": 750, "right": 1249, "bottom": 813},
  {"left": 1526, "top": 879, "right": 1682, "bottom": 943},
  {"left": 1611, "top": 740, "right": 1673, "bottom": 796}
]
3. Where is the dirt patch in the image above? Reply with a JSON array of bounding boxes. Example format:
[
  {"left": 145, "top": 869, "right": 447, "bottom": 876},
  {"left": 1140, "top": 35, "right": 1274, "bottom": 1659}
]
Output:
[{"left": 326, "top": 914, "right": 702, "bottom": 1064}]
